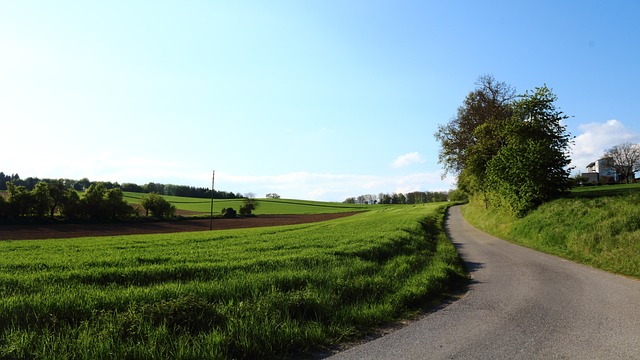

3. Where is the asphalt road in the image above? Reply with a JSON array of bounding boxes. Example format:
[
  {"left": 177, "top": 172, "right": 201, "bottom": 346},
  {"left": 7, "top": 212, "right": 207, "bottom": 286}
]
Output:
[{"left": 329, "top": 206, "right": 640, "bottom": 359}]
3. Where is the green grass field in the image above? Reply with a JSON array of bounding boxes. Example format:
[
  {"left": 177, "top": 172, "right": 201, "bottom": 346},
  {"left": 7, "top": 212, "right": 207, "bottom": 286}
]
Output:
[
  {"left": 462, "top": 183, "right": 640, "bottom": 278},
  {"left": 123, "top": 192, "right": 372, "bottom": 215},
  {"left": 0, "top": 203, "right": 465, "bottom": 359}
]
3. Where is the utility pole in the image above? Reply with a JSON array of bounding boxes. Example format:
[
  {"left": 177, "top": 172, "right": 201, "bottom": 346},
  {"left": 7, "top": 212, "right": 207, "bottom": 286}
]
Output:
[{"left": 209, "top": 170, "right": 215, "bottom": 230}]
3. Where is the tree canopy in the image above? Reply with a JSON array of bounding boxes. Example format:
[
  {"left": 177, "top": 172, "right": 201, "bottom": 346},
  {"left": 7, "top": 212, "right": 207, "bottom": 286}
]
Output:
[{"left": 435, "top": 75, "right": 572, "bottom": 217}]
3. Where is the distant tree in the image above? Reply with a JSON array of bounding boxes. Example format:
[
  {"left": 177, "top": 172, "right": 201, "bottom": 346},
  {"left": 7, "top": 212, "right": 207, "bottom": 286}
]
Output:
[
  {"left": 0, "top": 172, "right": 10, "bottom": 190},
  {"left": 605, "top": 142, "right": 640, "bottom": 183},
  {"left": 392, "top": 193, "right": 406, "bottom": 204},
  {"left": 105, "top": 188, "right": 136, "bottom": 219},
  {"left": 121, "top": 183, "right": 145, "bottom": 193},
  {"left": 6, "top": 181, "right": 35, "bottom": 217},
  {"left": 239, "top": 196, "right": 260, "bottom": 216},
  {"left": 266, "top": 193, "right": 281, "bottom": 199},
  {"left": 32, "top": 182, "right": 51, "bottom": 218},
  {"left": 343, "top": 197, "right": 356, "bottom": 204},
  {"left": 140, "top": 193, "right": 176, "bottom": 218},
  {"left": 75, "top": 178, "right": 91, "bottom": 191},
  {"left": 45, "top": 180, "right": 67, "bottom": 217},
  {"left": 448, "top": 189, "right": 468, "bottom": 202},
  {"left": 378, "top": 193, "right": 392, "bottom": 204},
  {"left": 83, "top": 183, "right": 108, "bottom": 219},
  {"left": 60, "top": 189, "right": 81, "bottom": 220}
]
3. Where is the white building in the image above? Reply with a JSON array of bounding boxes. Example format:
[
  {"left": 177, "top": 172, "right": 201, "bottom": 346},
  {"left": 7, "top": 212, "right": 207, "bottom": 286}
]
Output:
[{"left": 584, "top": 157, "right": 617, "bottom": 183}]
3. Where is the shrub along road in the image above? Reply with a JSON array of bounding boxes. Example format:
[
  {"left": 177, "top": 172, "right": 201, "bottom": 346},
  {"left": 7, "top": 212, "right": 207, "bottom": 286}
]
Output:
[{"left": 330, "top": 206, "right": 640, "bottom": 359}]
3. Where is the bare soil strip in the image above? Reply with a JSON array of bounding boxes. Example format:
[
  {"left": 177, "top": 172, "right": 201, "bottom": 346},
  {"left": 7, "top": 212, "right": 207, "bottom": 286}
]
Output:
[{"left": 0, "top": 212, "right": 360, "bottom": 241}]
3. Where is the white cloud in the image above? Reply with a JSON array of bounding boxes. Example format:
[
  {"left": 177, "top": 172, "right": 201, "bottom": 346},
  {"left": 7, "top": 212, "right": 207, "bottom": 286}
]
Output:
[
  {"left": 570, "top": 119, "right": 640, "bottom": 174},
  {"left": 391, "top": 152, "right": 425, "bottom": 168}
]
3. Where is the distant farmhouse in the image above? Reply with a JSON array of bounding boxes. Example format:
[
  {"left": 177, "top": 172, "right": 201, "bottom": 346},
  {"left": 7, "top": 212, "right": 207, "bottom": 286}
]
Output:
[
  {"left": 583, "top": 157, "right": 617, "bottom": 184},
  {"left": 582, "top": 157, "right": 636, "bottom": 184}
]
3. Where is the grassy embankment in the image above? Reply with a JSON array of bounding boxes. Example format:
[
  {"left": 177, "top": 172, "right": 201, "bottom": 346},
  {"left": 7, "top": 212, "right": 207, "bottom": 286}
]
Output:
[
  {"left": 123, "top": 192, "right": 371, "bottom": 215},
  {"left": 462, "top": 183, "right": 640, "bottom": 278},
  {"left": 0, "top": 203, "right": 465, "bottom": 359}
]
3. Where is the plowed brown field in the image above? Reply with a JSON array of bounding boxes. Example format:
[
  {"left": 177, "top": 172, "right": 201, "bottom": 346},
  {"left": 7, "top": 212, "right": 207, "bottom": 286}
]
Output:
[{"left": 0, "top": 212, "right": 360, "bottom": 241}]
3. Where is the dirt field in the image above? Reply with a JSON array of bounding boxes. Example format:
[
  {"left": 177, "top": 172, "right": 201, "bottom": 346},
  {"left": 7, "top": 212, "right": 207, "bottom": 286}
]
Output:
[{"left": 0, "top": 212, "right": 360, "bottom": 241}]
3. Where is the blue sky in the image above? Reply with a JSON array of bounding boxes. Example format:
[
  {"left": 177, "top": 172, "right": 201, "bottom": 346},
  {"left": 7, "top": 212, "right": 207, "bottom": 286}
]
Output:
[{"left": 2, "top": 1, "right": 639, "bottom": 201}]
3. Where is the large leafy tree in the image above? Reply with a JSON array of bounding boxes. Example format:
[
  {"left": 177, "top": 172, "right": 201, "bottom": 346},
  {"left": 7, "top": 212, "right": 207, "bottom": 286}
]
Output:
[
  {"left": 604, "top": 142, "right": 640, "bottom": 183},
  {"left": 484, "top": 86, "right": 572, "bottom": 216},
  {"left": 435, "top": 75, "right": 515, "bottom": 175},
  {"left": 435, "top": 75, "right": 515, "bottom": 197},
  {"left": 435, "top": 77, "right": 572, "bottom": 217}
]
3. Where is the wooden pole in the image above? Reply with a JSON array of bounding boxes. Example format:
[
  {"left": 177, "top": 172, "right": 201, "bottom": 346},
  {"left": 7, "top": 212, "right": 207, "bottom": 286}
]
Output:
[{"left": 209, "top": 170, "right": 215, "bottom": 230}]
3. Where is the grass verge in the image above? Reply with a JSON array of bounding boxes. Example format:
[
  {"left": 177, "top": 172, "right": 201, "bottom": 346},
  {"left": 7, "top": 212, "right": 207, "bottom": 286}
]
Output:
[
  {"left": 0, "top": 203, "right": 465, "bottom": 359},
  {"left": 462, "top": 192, "right": 640, "bottom": 278}
]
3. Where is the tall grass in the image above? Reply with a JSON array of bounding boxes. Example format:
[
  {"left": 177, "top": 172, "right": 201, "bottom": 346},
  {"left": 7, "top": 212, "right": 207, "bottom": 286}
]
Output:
[
  {"left": 462, "top": 190, "right": 640, "bottom": 278},
  {"left": 0, "top": 204, "right": 464, "bottom": 359}
]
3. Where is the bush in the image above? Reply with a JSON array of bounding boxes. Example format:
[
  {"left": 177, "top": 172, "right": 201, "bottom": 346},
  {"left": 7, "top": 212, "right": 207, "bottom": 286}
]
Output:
[{"left": 221, "top": 208, "right": 237, "bottom": 218}]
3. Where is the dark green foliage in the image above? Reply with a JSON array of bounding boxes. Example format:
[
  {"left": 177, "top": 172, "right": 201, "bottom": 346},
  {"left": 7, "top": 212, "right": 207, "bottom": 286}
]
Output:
[
  {"left": 60, "top": 189, "right": 81, "bottom": 219},
  {"left": 435, "top": 74, "right": 515, "bottom": 178},
  {"left": 1, "top": 181, "right": 134, "bottom": 221},
  {"left": 484, "top": 86, "right": 571, "bottom": 216},
  {"left": 239, "top": 197, "right": 260, "bottom": 216},
  {"left": 0, "top": 194, "right": 6, "bottom": 218},
  {"left": 5, "top": 182, "right": 35, "bottom": 217},
  {"left": 140, "top": 192, "right": 177, "bottom": 218},
  {"left": 448, "top": 189, "right": 468, "bottom": 202},
  {"left": 436, "top": 76, "right": 572, "bottom": 217},
  {"left": 221, "top": 207, "right": 237, "bottom": 218},
  {"left": 82, "top": 183, "right": 135, "bottom": 220}
]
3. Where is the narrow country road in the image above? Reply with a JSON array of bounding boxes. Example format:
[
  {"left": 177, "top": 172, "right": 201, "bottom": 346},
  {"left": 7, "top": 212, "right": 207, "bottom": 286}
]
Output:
[{"left": 329, "top": 206, "right": 640, "bottom": 359}]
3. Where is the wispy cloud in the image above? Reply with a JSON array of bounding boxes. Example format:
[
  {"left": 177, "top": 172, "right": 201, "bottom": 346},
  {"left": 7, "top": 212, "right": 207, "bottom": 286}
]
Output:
[{"left": 391, "top": 152, "right": 425, "bottom": 168}]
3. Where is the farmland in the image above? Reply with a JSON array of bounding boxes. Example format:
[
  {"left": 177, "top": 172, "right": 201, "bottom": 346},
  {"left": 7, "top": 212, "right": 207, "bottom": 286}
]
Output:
[
  {"left": 123, "top": 193, "right": 371, "bottom": 215},
  {"left": 0, "top": 203, "right": 465, "bottom": 359}
]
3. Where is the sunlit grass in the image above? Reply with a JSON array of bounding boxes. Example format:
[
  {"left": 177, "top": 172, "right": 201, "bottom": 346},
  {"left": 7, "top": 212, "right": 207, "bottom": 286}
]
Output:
[
  {"left": 463, "top": 186, "right": 640, "bottom": 278},
  {"left": 123, "top": 192, "right": 372, "bottom": 215},
  {"left": 0, "top": 203, "right": 464, "bottom": 359}
]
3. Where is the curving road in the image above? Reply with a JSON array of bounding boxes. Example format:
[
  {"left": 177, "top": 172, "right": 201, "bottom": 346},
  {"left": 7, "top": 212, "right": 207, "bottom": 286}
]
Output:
[{"left": 329, "top": 206, "right": 640, "bottom": 359}]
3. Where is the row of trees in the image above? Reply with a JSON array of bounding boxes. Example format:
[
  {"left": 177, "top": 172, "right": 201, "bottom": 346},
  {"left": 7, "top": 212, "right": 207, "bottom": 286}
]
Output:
[
  {"left": 0, "top": 180, "right": 185, "bottom": 221},
  {"left": 0, "top": 181, "right": 135, "bottom": 221},
  {"left": 435, "top": 75, "right": 572, "bottom": 217},
  {"left": 0, "top": 173, "right": 242, "bottom": 199},
  {"left": 343, "top": 191, "right": 455, "bottom": 205}
]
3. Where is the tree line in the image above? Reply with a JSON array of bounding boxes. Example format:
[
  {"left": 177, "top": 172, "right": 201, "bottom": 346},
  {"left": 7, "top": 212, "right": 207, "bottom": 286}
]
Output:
[
  {"left": 343, "top": 190, "right": 463, "bottom": 205},
  {"left": 435, "top": 75, "right": 572, "bottom": 217},
  {"left": 0, "top": 172, "right": 242, "bottom": 199},
  {"left": 0, "top": 173, "right": 245, "bottom": 222},
  {"left": 0, "top": 181, "right": 135, "bottom": 221}
]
